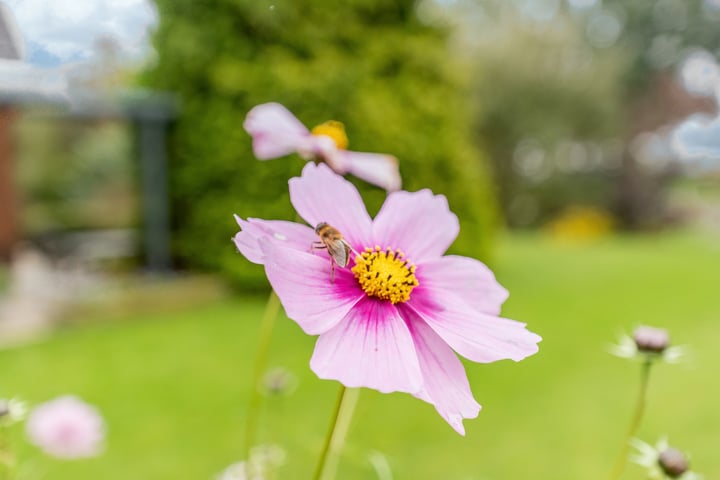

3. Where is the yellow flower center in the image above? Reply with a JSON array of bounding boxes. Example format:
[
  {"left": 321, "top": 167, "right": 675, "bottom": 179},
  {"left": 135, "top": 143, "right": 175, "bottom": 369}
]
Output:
[
  {"left": 311, "top": 120, "right": 349, "bottom": 150},
  {"left": 351, "top": 246, "right": 419, "bottom": 304}
]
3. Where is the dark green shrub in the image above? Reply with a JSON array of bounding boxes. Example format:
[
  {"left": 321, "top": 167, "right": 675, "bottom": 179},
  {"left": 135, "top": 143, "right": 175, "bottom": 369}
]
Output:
[{"left": 145, "top": 0, "right": 499, "bottom": 290}]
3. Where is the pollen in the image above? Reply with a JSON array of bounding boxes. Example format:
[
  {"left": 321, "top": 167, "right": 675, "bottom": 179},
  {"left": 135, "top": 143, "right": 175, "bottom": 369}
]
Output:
[
  {"left": 311, "top": 120, "right": 349, "bottom": 150},
  {"left": 352, "top": 246, "right": 419, "bottom": 304}
]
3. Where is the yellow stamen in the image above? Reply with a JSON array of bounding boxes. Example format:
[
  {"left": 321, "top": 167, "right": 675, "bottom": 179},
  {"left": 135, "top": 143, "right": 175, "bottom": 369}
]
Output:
[
  {"left": 311, "top": 120, "right": 349, "bottom": 150},
  {"left": 351, "top": 246, "right": 419, "bottom": 304}
]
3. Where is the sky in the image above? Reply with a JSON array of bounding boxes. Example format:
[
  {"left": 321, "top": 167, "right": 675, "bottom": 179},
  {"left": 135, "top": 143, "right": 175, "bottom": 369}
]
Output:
[
  {"left": 2, "top": 0, "right": 719, "bottom": 168},
  {"left": 671, "top": 50, "right": 720, "bottom": 168},
  {"left": 3, "top": 0, "right": 158, "bottom": 67}
]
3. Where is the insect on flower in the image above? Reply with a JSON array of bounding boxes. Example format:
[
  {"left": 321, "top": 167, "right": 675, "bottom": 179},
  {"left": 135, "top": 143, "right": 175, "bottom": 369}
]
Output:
[
  {"left": 312, "top": 222, "right": 352, "bottom": 282},
  {"left": 233, "top": 163, "right": 542, "bottom": 435}
]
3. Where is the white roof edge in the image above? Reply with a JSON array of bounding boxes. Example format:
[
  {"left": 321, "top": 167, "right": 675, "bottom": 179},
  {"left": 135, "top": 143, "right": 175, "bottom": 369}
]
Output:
[
  {"left": 0, "top": 58, "right": 69, "bottom": 102},
  {"left": 0, "top": 2, "right": 26, "bottom": 60}
]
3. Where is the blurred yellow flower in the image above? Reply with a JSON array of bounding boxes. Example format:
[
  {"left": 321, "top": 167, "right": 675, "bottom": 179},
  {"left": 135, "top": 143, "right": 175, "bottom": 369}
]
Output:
[{"left": 545, "top": 206, "right": 614, "bottom": 242}]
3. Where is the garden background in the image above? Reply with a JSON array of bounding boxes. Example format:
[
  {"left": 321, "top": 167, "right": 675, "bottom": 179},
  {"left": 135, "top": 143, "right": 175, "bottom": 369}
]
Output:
[{"left": 0, "top": 0, "right": 719, "bottom": 478}]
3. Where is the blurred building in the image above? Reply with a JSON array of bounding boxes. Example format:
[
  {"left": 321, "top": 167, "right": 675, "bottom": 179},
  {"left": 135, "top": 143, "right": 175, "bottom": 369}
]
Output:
[
  {"left": 0, "top": 1, "right": 174, "bottom": 270},
  {"left": 0, "top": 1, "right": 25, "bottom": 260},
  {"left": 1, "top": 3, "right": 70, "bottom": 262},
  {"left": 0, "top": 2, "right": 21, "bottom": 59}
]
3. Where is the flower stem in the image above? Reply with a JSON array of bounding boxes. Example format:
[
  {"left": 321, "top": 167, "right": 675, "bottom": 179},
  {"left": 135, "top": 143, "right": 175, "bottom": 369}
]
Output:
[
  {"left": 608, "top": 359, "right": 653, "bottom": 480},
  {"left": 313, "top": 386, "right": 360, "bottom": 480},
  {"left": 244, "top": 290, "right": 282, "bottom": 459}
]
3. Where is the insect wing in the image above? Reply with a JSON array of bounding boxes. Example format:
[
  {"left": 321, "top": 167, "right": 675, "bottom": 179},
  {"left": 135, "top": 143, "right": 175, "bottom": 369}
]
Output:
[{"left": 326, "top": 238, "right": 351, "bottom": 267}]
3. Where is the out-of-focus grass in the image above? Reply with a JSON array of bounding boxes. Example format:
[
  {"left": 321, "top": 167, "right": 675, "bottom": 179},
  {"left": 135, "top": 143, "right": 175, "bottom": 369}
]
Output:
[{"left": 0, "top": 231, "right": 718, "bottom": 479}]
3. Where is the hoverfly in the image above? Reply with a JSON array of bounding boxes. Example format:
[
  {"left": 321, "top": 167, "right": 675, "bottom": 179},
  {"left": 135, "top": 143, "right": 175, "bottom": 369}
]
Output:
[{"left": 312, "top": 222, "right": 352, "bottom": 282}]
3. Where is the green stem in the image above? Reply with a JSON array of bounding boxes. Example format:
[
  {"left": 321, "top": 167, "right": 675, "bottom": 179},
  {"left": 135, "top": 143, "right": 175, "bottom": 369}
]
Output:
[
  {"left": 244, "top": 291, "right": 282, "bottom": 461},
  {"left": 608, "top": 359, "right": 653, "bottom": 480},
  {"left": 313, "top": 386, "right": 360, "bottom": 480}
]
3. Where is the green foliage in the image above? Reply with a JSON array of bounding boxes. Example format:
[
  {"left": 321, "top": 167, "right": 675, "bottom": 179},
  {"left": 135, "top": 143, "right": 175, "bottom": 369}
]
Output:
[
  {"left": 433, "top": 0, "right": 720, "bottom": 228},
  {"left": 144, "top": 0, "right": 499, "bottom": 289},
  {"left": 15, "top": 113, "right": 136, "bottom": 233},
  {"left": 604, "top": 0, "right": 720, "bottom": 95},
  {"left": 0, "top": 264, "right": 7, "bottom": 293},
  {"left": 466, "top": 14, "right": 625, "bottom": 225}
]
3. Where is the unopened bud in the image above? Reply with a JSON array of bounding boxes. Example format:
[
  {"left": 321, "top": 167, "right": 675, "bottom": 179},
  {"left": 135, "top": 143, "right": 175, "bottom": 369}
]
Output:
[
  {"left": 633, "top": 326, "right": 669, "bottom": 353},
  {"left": 261, "top": 367, "right": 296, "bottom": 396},
  {"left": 658, "top": 448, "right": 689, "bottom": 478}
]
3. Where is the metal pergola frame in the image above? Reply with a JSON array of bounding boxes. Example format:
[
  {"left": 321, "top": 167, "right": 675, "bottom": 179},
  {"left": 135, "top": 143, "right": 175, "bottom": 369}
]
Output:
[{"left": 0, "top": 88, "right": 177, "bottom": 273}]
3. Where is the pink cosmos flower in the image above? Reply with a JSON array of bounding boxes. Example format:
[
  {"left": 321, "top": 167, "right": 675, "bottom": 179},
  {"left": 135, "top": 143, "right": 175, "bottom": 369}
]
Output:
[
  {"left": 26, "top": 396, "right": 105, "bottom": 459},
  {"left": 244, "top": 102, "right": 401, "bottom": 192},
  {"left": 233, "top": 163, "right": 541, "bottom": 435}
]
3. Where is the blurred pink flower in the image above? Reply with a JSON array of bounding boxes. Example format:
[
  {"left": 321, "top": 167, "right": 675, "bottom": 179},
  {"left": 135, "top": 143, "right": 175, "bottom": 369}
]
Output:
[
  {"left": 26, "top": 396, "right": 105, "bottom": 459},
  {"left": 233, "top": 163, "right": 541, "bottom": 435},
  {"left": 243, "top": 102, "right": 401, "bottom": 192}
]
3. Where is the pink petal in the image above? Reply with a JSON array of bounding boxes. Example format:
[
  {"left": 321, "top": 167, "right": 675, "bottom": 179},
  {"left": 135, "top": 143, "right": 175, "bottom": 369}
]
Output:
[
  {"left": 309, "top": 135, "right": 342, "bottom": 165},
  {"left": 233, "top": 216, "right": 317, "bottom": 264},
  {"left": 289, "top": 163, "right": 373, "bottom": 249},
  {"left": 310, "top": 298, "right": 423, "bottom": 394},
  {"left": 417, "top": 255, "right": 509, "bottom": 315},
  {"left": 262, "top": 241, "right": 365, "bottom": 335},
  {"left": 26, "top": 396, "right": 104, "bottom": 459},
  {"left": 408, "top": 288, "right": 541, "bottom": 363},
  {"left": 332, "top": 150, "right": 402, "bottom": 192},
  {"left": 372, "top": 190, "right": 459, "bottom": 260},
  {"left": 243, "top": 103, "right": 311, "bottom": 159},
  {"left": 401, "top": 310, "right": 481, "bottom": 435}
]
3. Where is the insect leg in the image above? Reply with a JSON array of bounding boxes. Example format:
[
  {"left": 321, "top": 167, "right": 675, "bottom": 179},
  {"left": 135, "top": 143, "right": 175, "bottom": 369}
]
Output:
[{"left": 310, "top": 241, "right": 327, "bottom": 254}]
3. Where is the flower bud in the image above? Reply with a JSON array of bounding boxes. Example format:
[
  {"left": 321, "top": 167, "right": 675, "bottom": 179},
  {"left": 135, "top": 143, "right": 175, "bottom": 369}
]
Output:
[
  {"left": 658, "top": 448, "right": 689, "bottom": 478},
  {"left": 633, "top": 326, "right": 669, "bottom": 353},
  {"left": 261, "top": 367, "right": 296, "bottom": 396},
  {"left": 0, "top": 398, "right": 27, "bottom": 425}
]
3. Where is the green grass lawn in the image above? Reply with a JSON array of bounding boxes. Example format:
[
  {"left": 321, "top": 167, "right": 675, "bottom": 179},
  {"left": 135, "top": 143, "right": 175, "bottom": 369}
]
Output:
[{"left": 1, "top": 231, "right": 719, "bottom": 479}]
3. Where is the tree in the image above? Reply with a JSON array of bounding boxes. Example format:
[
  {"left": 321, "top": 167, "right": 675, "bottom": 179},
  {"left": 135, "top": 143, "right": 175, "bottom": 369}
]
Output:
[
  {"left": 436, "top": 0, "right": 720, "bottom": 228},
  {"left": 145, "top": 0, "right": 499, "bottom": 288}
]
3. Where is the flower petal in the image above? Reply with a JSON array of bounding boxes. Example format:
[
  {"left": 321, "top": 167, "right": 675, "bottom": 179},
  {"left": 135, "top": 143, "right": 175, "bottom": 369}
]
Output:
[
  {"left": 408, "top": 288, "right": 541, "bottom": 363},
  {"left": 310, "top": 298, "right": 423, "bottom": 394},
  {"left": 233, "top": 216, "right": 317, "bottom": 264},
  {"left": 417, "top": 255, "right": 509, "bottom": 315},
  {"left": 401, "top": 309, "right": 481, "bottom": 435},
  {"left": 326, "top": 150, "right": 401, "bottom": 192},
  {"left": 261, "top": 241, "right": 364, "bottom": 335},
  {"left": 289, "top": 163, "right": 373, "bottom": 249},
  {"left": 372, "top": 190, "right": 459, "bottom": 260},
  {"left": 308, "top": 135, "right": 340, "bottom": 165},
  {"left": 243, "top": 103, "right": 310, "bottom": 159},
  {"left": 26, "top": 396, "right": 104, "bottom": 459}
]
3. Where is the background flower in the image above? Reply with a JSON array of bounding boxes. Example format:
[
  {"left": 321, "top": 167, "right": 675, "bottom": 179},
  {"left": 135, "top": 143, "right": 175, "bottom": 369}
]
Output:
[
  {"left": 217, "top": 445, "right": 285, "bottom": 480},
  {"left": 243, "top": 102, "right": 402, "bottom": 192},
  {"left": 610, "top": 326, "right": 686, "bottom": 364},
  {"left": 26, "top": 396, "right": 105, "bottom": 459},
  {"left": 632, "top": 437, "right": 703, "bottom": 480},
  {"left": 0, "top": 397, "right": 27, "bottom": 426}
]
